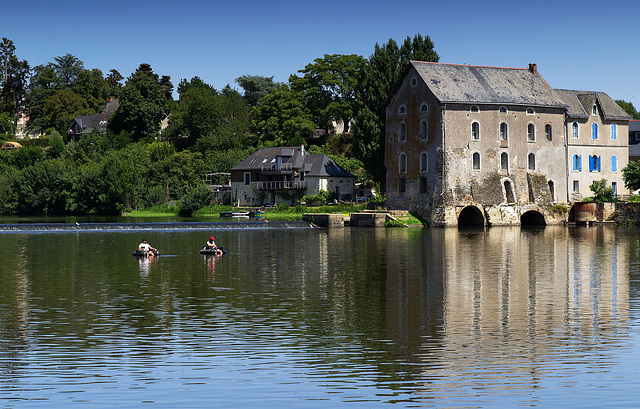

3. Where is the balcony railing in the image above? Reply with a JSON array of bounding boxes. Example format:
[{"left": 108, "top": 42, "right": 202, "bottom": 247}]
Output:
[
  {"left": 261, "top": 163, "right": 293, "bottom": 173},
  {"left": 256, "top": 181, "right": 307, "bottom": 190}
]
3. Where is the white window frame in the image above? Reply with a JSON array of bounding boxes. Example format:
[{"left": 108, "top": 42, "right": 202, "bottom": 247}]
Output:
[
  {"left": 526, "top": 107, "right": 535, "bottom": 115},
  {"left": 470, "top": 105, "right": 479, "bottom": 113},
  {"left": 527, "top": 123, "right": 535, "bottom": 142},
  {"left": 472, "top": 152, "right": 481, "bottom": 171},
  {"left": 611, "top": 123, "right": 617, "bottom": 140},
  {"left": 572, "top": 122, "right": 579, "bottom": 139},
  {"left": 399, "top": 122, "right": 406, "bottom": 142},
  {"left": 545, "top": 124, "right": 552, "bottom": 141},
  {"left": 399, "top": 153, "right": 407, "bottom": 174},
  {"left": 471, "top": 121, "right": 480, "bottom": 140},
  {"left": 398, "top": 105, "right": 407, "bottom": 115}
]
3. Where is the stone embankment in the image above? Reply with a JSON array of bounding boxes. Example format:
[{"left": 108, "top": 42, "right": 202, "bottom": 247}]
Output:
[{"left": 302, "top": 210, "right": 413, "bottom": 227}]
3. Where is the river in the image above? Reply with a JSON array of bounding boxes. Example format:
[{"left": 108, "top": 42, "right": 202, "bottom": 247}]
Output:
[{"left": 0, "top": 223, "right": 639, "bottom": 408}]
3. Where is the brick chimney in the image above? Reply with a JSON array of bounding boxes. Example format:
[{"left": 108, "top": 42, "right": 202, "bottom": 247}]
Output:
[{"left": 528, "top": 63, "right": 538, "bottom": 74}]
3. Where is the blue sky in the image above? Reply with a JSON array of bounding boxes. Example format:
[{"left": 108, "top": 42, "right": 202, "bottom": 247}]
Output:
[{"left": 4, "top": 0, "right": 640, "bottom": 108}]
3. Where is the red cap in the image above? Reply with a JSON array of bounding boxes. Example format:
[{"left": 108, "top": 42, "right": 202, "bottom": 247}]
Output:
[{"left": 209, "top": 237, "right": 214, "bottom": 240}]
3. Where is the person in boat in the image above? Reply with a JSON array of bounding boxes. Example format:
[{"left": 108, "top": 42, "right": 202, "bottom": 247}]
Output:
[
  {"left": 206, "top": 236, "right": 223, "bottom": 256},
  {"left": 138, "top": 239, "right": 156, "bottom": 257}
]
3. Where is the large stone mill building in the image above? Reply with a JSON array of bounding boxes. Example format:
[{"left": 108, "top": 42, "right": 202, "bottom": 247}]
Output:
[{"left": 384, "top": 61, "right": 631, "bottom": 226}]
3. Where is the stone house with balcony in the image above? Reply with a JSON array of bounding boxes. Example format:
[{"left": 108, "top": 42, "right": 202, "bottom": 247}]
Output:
[
  {"left": 384, "top": 61, "right": 630, "bottom": 226},
  {"left": 230, "top": 146, "right": 355, "bottom": 206}
]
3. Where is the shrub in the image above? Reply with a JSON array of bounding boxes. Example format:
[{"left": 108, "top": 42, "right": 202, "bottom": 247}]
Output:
[
  {"left": 179, "top": 185, "right": 213, "bottom": 216},
  {"left": 589, "top": 179, "right": 614, "bottom": 202},
  {"left": 628, "top": 195, "right": 640, "bottom": 203}
]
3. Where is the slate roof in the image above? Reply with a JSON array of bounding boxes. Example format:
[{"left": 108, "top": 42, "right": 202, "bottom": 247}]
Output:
[
  {"left": 231, "top": 146, "right": 355, "bottom": 178},
  {"left": 68, "top": 99, "right": 120, "bottom": 135},
  {"left": 407, "top": 61, "right": 567, "bottom": 108},
  {"left": 555, "top": 89, "right": 632, "bottom": 121}
]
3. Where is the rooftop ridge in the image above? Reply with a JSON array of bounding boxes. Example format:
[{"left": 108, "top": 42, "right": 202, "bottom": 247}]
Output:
[{"left": 411, "top": 60, "right": 528, "bottom": 71}]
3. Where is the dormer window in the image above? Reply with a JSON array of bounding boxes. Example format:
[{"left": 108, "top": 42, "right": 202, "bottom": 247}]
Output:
[
  {"left": 499, "top": 106, "right": 508, "bottom": 114},
  {"left": 420, "top": 103, "right": 428, "bottom": 113},
  {"left": 526, "top": 107, "right": 535, "bottom": 115},
  {"left": 470, "top": 105, "right": 479, "bottom": 113},
  {"left": 398, "top": 105, "right": 407, "bottom": 114},
  {"left": 592, "top": 105, "right": 597, "bottom": 116}
]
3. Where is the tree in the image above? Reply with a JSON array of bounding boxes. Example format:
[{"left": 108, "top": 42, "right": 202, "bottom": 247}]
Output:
[
  {"left": 353, "top": 34, "right": 439, "bottom": 189},
  {"left": 250, "top": 84, "right": 315, "bottom": 146},
  {"left": 235, "top": 75, "right": 280, "bottom": 107},
  {"left": 1, "top": 56, "right": 30, "bottom": 136},
  {"left": 108, "top": 64, "right": 168, "bottom": 141},
  {"left": 0, "top": 38, "right": 16, "bottom": 86},
  {"left": 52, "top": 53, "right": 84, "bottom": 87},
  {"left": 615, "top": 100, "right": 640, "bottom": 120},
  {"left": 27, "top": 65, "right": 61, "bottom": 134},
  {"left": 43, "top": 89, "right": 93, "bottom": 135},
  {"left": 74, "top": 68, "right": 109, "bottom": 112},
  {"left": 106, "top": 69, "right": 124, "bottom": 97},
  {"left": 289, "top": 54, "right": 366, "bottom": 134},
  {"left": 622, "top": 161, "right": 640, "bottom": 192},
  {"left": 589, "top": 179, "right": 615, "bottom": 202}
]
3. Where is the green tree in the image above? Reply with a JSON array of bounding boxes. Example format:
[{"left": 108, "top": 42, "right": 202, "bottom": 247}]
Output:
[
  {"left": 615, "top": 99, "right": 640, "bottom": 120},
  {"left": 353, "top": 34, "right": 439, "bottom": 188},
  {"left": 13, "top": 160, "right": 71, "bottom": 215},
  {"left": 27, "top": 65, "right": 61, "bottom": 134},
  {"left": 235, "top": 75, "right": 280, "bottom": 107},
  {"left": 1, "top": 56, "right": 29, "bottom": 135},
  {"left": 108, "top": 64, "right": 168, "bottom": 141},
  {"left": 74, "top": 68, "right": 109, "bottom": 112},
  {"left": 106, "top": 68, "right": 124, "bottom": 98},
  {"left": 289, "top": 54, "right": 366, "bottom": 134},
  {"left": 250, "top": 84, "right": 315, "bottom": 146},
  {"left": 52, "top": 53, "right": 84, "bottom": 87},
  {"left": 622, "top": 160, "right": 640, "bottom": 192},
  {"left": 43, "top": 89, "right": 93, "bottom": 135},
  {"left": 0, "top": 38, "right": 16, "bottom": 86},
  {"left": 589, "top": 179, "right": 615, "bottom": 202}
]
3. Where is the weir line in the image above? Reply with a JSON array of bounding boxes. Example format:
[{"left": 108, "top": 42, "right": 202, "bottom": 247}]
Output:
[{"left": 0, "top": 221, "right": 314, "bottom": 233}]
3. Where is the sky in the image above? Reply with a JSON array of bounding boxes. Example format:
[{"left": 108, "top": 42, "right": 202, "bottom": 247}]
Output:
[{"left": 4, "top": 0, "right": 640, "bottom": 108}]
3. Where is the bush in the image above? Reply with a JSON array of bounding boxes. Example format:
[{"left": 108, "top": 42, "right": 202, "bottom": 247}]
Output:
[
  {"left": 628, "top": 195, "right": 640, "bottom": 203},
  {"left": 179, "top": 185, "right": 213, "bottom": 216},
  {"left": 589, "top": 179, "right": 615, "bottom": 202}
]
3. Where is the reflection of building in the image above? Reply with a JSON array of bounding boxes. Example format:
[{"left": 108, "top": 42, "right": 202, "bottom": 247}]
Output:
[
  {"left": 384, "top": 227, "right": 630, "bottom": 399},
  {"left": 230, "top": 145, "right": 355, "bottom": 206},
  {"left": 385, "top": 62, "right": 631, "bottom": 226}
]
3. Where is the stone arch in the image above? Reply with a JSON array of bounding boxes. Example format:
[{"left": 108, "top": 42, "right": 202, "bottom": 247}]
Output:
[
  {"left": 458, "top": 205, "right": 485, "bottom": 227},
  {"left": 521, "top": 210, "right": 546, "bottom": 226}
]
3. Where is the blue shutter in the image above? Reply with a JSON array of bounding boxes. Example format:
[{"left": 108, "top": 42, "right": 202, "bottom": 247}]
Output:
[
  {"left": 612, "top": 156, "right": 617, "bottom": 172},
  {"left": 597, "top": 156, "right": 601, "bottom": 172},
  {"left": 579, "top": 155, "right": 582, "bottom": 172},
  {"left": 589, "top": 155, "right": 594, "bottom": 171}
]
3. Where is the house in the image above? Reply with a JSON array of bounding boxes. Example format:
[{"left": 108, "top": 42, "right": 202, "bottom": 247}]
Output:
[
  {"left": 67, "top": 98, "right": 119, "bottom": 141},
  {"left": 628, "top": 120, "right": 640, "bottom": 162},
  {"left": 230, "top": 146, "right": 356, "bottom": 206},
  {"left": 555, "top": 89, "right": 630, "bottom": 200},
  {"left": 384, "top": 61, "right": 630, "bottom": 226}
]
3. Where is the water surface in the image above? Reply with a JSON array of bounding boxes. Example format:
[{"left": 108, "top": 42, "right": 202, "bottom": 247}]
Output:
[{"left": 0, "top": 225, "right": 639, "bottom": 408}]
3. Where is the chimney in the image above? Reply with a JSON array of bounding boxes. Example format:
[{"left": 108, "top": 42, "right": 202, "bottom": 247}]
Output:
[{"left": 528, "top": 63, "right": 538, "bottom": 75}]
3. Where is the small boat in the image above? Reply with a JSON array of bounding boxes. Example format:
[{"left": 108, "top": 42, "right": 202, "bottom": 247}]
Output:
[
  {"left": 231, "top": 211, "right": 250, "bottom": 218},
  {"left": 249, "top": 210, "right": 265, "bottom": 218},
  {"left": 132, "top": 249, "right": 159, "bottom": 257},
  {"left": 199, "top": 246, "right": 227, "bottom": 255},
  {"left": 219, "top": 211, "right": 233, "bottom": 217}
]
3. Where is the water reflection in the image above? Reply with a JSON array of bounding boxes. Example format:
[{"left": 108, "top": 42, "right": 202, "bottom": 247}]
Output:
[{"left": 0, "top": 226, "right": 638, "bottom": 407}]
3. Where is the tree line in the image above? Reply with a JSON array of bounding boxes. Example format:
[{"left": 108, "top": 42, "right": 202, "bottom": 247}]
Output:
[{"left": 0, "top": 34, "right": 439, "bottom": 216}]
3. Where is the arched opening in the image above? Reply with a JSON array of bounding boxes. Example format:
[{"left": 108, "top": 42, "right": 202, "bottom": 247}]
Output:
[
  {"left": 458, "top": 206, "right": 485, "bottom": 227},
  {"left": 521, "top": 210, "right": 546, "bottom": 226},
  {"left": 548, "top": 180, "right": 555, "bottom": 202}
]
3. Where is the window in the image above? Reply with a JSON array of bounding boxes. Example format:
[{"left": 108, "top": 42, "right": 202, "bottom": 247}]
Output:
[
  {"left": 527, "top": 123, "right": 535, "bottom": 142},
  {"left": 471, "top": 122, "right": 480, "bottom": 140},
  {"left": 589, "top": 155, "right": 601, "bottom": 172},
  {"left": 611, "top": 155, "right": 618, "bottom": 172},
  {"left": 411, "top": 77, "right": 417, "bottom": 87},
  {"left": 500, "top": 122, "right": 508, "bottom": 140},
  {"left": 573, "top": 180, "right": 579, "bottom": 192},
  {"left": 399, "top": 153, "right": 407, "bottom": 173},
  {"left": 548, "top": 180, "right": 555, "bottom": 201},
  {"left": 528, "top": 153, "right": 535, "bottom": 170},
  {"left": 244, "top": 172, "right": 251, "bottom": 185},
  {"left": 545, "top": 124, "right": 552, "bottom": 141},
  {"left": 611, "top": 123, "right": 617, "bottom": 140},
  {"left": 472, "top": 152, "right": 480, "bottom": 170},
  {"left": 499, "top": 106, "right": 508, "bottom": 114},
  {"left": 592, "top": 105, "right": 597, "bottom": 116},
  {"left": 573, "top": 154, "right": 582, "bottom": 171},
  {"left": 572, "top": 122, "right": 579, "bottom": 139},
  {"left": 398, "top": 105, "right": 406, "bottom": 114},
  {"left": 500, "top": 152, "right": 509, "bottom": 170},
  {"left": 592, "top": 123, "right": 598, "bottom": 139},
  {"left": 470, "top": 105, "right": 479, "bottom": 113},
  {"left": 419, "top": 177, "right": 427, "bottom": 193},
  {"left": 399, "top": 122, "right": 406, "bottom": 141},
  {"left": 420, "top": 152, "right": 428, "bottom": 173},
  {"left": 526, "top": 107, "right": 535, "bottom": 115},
  {"left": 612, "top": 181, "right": 617, "bottom": 195},
  {"left": 504, "top": 180, "right": 515, "bottom": 203},
  {"left": 398, "top": 178, "right": 406, "bottom": 193},
  {"left": 420, "top": 103, "right": 428, "bottom": 113},
  {"left": 420, "top": 120, "right": 428, "bottom": 140}
]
